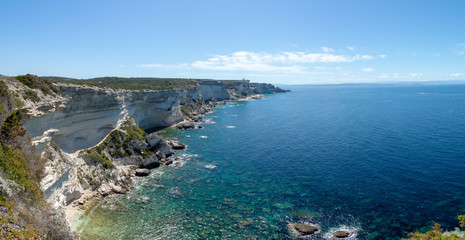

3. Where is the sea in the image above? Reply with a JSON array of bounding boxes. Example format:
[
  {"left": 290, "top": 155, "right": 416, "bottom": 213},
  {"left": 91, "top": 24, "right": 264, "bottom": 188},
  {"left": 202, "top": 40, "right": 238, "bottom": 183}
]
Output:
[{"left": 76, "top": 84, "right": 465, "bottom": 239}]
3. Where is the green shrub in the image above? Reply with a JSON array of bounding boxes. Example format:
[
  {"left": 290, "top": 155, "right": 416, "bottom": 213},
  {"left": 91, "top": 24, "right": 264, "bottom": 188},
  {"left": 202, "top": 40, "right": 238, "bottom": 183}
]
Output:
[
  {"left": 43, "top": 76, "right": 197, "bottom": 91},
  {"left": 0, "top": 81, "right": 8, "bottom": 96},
  {"left": 122, "top": 120, "right": 146, "bottom": 141},
  {"left": 0, "top": 144, "right": 42, "bottom": 199},
  {"left": 85, "top": 151, "right": 114, "bottom": 169},
  {"left": 1, "top": 110, "right": 26, "bottom": 137},
  {"left": 404, "top": 216, "right": 465, "bottom": 239},
  {"left": 22, "top": 90, "right": 40, "bottom": 102},
  {"left": 0, "top": 216, "right": 41, "bottom": 239},
  {"left": 15, "top": 74, "right": 60, "bottom": 95},
  {"left": 13, "top": 97, "right": 24, "bottom": 108}
]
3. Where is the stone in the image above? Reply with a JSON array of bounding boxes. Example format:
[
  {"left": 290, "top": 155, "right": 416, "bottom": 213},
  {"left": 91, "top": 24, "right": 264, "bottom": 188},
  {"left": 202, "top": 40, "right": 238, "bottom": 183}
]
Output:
[
  {"left": 158, "top": 142, "right": 174, "bottom": 157},
  {"left": 164, "top": 159, "right": 173, "bottom": 165},
  {"left": 290, "top": 223, "right": 319, "bottom": 236},
  {"left": 176, "top": 122, "right": 195, "bottom": 130},
  {"left": 156, "top": 151, "right": 166, "bottom": 159},
  {"left": 169, "top": 141, "right": 186, "bottom": 150},
  {"left": 142, "top": 157, "right": 160, "bottom": 169},
  {"left": 65, "top": 190, "right": 82, "bottom": 205},
  {"left": 109, "top": 183, "right": 123, "bottom": 194},
  {"left": 146, "top": 133, "right": 163, "bottom": 148},
  {"left": 135, "top": 168, "right": 150, "bottom": 177},
  {"left": 334, "top": 230, "right": 350, "bottom": 238}
]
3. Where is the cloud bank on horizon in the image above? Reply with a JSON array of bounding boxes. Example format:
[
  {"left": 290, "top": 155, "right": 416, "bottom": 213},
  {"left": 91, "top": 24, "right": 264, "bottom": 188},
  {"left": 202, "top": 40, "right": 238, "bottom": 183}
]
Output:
[{"left": 0, "top": 1, "right": 464, "bottom": 84}]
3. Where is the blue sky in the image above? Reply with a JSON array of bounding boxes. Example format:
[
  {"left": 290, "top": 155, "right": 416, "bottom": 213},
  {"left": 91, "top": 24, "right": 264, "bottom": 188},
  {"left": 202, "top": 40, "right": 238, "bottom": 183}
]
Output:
[{"left": 1, "top": 0, "right": 464, "bottom": 84}]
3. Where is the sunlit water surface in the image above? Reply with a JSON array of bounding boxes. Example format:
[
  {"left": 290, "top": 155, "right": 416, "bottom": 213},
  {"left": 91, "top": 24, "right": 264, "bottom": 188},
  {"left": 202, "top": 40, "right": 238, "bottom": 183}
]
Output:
[{"left": 78, "top": 85, "right": 465, "bottom": 239}]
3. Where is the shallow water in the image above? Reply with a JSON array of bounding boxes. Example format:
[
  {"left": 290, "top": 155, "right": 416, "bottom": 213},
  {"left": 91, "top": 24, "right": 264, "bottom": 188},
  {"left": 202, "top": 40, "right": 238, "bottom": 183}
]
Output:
[{"left": 78, "top": 85, "right": 465, "bottom": 239}]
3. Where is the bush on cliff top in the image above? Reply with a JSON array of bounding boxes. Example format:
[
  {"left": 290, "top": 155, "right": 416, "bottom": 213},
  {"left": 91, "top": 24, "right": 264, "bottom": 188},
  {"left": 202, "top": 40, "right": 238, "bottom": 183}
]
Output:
[
  {"left": 1, "top": 110, "right": 26, "bottom": 138},
  {"left": 15, "top": 74, "right": 60, "bottom": 95},
  {"left": 44, "top": 76, "right": 198, "bottom": 91}
]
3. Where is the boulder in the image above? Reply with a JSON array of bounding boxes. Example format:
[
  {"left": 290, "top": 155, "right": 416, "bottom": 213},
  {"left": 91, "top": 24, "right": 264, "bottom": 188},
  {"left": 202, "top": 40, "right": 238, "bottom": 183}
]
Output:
[
  {"left": 146, "top": 133, "right": 173, "bottom": 156},
  {"left": 65, "top": 190, "right": 82, "bottom": 205},
  {"left": 142, "top": 156, "right": 160, "bottom": 169},
  {"left": 333, "top": 230, "right": 350, "bottom": 238},
  {"left": 169, "top": 141, "right": 186, "bottom": 150},
  {"left": 135, "top": 168, "right": 150, "bottom": 177},
  {"left": 109, "top": 183, "right": 123, "bottom": 194},
  {"left": 176, "top": 122, "right": 195, "bottom": 130},
  {"left": 289, "top": 223, "right": 318, "bottom": 236},
  {"left": 158, "top": 142, "right": 174, "bottom": 157},
  {"left": 146, "top": 133, "right": 163, "bottom": 148},
  {"left": 156, "top": 151, "right": 166, "bottom": 159}
]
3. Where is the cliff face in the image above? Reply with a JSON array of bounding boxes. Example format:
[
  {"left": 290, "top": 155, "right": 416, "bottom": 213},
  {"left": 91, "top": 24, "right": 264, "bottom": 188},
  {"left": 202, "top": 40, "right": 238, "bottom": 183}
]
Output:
[
  {"left": 25, "top": 80, "right": 286, "bottom": 154},
  {"left": 1, "top": 75, "right": 286, "bottom": 238}
]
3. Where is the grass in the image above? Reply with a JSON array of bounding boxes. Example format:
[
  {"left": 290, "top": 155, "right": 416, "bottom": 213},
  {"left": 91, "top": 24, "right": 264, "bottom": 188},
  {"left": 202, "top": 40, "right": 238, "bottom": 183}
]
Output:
[{"left": 43, "top": 76, "right": 198, "bottom": 91}]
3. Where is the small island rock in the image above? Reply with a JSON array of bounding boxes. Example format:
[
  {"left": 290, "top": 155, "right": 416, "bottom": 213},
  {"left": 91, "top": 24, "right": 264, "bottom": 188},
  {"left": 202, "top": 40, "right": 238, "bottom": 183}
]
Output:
[
  {"left": 289, "top": 223, "right": 319, "bottom": 236},
  {"left": 333, "top": 230, "right": 350, "bottom": 238}
]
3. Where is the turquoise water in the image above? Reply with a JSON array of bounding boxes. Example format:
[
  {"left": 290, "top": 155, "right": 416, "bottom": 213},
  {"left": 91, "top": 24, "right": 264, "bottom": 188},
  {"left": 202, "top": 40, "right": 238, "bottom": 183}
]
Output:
[{"left": 78, "top": 85, "right": 465, "bottom": 239}]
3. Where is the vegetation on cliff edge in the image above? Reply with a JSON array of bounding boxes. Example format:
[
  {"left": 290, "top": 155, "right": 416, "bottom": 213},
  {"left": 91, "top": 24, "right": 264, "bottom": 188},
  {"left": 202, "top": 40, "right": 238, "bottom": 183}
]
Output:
[
  {"left": 44, "top": 76, "right": 198, "bottom": 91},
  {"left": 403, "top": 216, "right": 465, "bottom": 239}
]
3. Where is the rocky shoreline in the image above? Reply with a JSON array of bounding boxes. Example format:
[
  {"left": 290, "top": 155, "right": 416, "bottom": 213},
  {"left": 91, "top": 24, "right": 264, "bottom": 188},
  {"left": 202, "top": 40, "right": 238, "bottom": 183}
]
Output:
[
  {"left": 66, "top": 93, "right": 264, "bottom": 230},
  {"left": 0, "top": 75, "right": 288, "bottom": 238}
]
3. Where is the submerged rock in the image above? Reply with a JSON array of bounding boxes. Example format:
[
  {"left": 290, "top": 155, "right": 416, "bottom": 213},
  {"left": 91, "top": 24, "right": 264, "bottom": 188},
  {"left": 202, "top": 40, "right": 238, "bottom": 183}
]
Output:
[
  {"left": 135, "top": 168, "right": 150, "bottom": 176},
  {"left": 334, "top": 230, "right": 350, "bottom": 238},
  {"left": 289, "top": 223, "right": 319, "bottom": 236}
]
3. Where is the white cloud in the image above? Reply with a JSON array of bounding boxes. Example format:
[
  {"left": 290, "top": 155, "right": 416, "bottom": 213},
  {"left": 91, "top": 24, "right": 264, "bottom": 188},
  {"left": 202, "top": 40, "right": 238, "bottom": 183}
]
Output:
[
  {"left": 321, "top": 46, "right": 334, "bottom": 53},
  {"left": 117, "top": 64, "right": 125, "bottom": 68},
  {"left": 450, "top": 73, "right": 464, "bottom": 77},
  {"left": 347, "top": 46, "right": 354, "bottom": 51},
  {"left": 191, "top": 51, "right": 374, "bottom": 73},
  {"left": 409, "top": 73, "right": 423, "bottom": 77},
  {"left": 378, "top": 74, "right": 389, "bottom": 79},
  {"left": 378, "top": 54, "right": 387, "bottom": 59},
  {"left": 393, "top": 73, "right": 399, "bottom": 78},
  {"left": 362, "top": 68, "right": 375, "bottom": 72}
]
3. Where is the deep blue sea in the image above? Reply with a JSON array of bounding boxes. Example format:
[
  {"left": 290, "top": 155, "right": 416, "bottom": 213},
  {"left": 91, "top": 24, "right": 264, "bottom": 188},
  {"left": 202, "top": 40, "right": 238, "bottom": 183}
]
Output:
[{"left": 78, "top": 84, "right": 465, "bottom": 239}]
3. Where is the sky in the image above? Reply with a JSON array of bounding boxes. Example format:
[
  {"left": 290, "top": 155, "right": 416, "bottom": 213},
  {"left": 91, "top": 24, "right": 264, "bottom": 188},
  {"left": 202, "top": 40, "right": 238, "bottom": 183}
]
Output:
[{"left": 1, "top": 0, "right": 464, "bottom": 85}]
